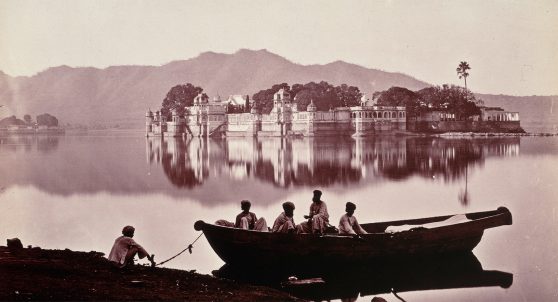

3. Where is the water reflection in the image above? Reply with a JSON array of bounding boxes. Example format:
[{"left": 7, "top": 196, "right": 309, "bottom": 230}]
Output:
[
  {"left": 215, "top": 252, "right": 512, "bottom": 302},
  {"left": 0, "top": 135, "right": 60, "bottom": 154},
  {"left": 147, "top": 136, "right": 520, "bottom": 188}
]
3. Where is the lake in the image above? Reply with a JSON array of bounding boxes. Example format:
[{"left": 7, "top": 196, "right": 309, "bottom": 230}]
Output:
[{"left": 1, "top": 132, "right": 557, "bottom": 301}]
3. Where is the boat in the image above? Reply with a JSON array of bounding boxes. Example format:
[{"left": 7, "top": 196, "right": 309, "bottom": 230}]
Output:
[{"left": 194, "top": 207, "right": 512, "bottom": 268}]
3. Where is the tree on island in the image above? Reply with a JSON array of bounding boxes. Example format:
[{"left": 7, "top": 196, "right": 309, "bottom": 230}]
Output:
[
  {"left": 375, "top": 87, "right": 421, "bottom": 117},
  {"left": 251, "top": 81, "right": 362, "bottom": 114},
  {"left": 23, "top": 114, "right": 32, "bottom": 124},
  {"left": 161, "top": 83, "right": 204, "bottom": 118},
  {"left": 36, "top": 113, "right": 59, "bottom": 127},
  {"left": 0, "top": 115, "right": 26, "bottom": 127},
  {"left": 375, "top": 85, "right": 481, "bottom": 120},
  {"left": 417, "top": 85, "right": 480, "bottom": 120},
  {"left": 456, "top": 61, "right": 471, "bottom": 89}
]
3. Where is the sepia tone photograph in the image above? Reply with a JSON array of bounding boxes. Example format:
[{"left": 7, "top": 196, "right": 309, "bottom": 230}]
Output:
[{"left": 0, "top": 0, "right": 557, "bottom": 301}]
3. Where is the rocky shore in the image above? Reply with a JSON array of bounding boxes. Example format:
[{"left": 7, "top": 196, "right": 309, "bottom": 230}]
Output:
[{"left": 0, "top": 245, "right": 300, "bottom": 301}]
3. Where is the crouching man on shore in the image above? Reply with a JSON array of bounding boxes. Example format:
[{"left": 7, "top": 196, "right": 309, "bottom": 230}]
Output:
[{"left": 108, "top": 225, "right": 155, "bottom": 268}]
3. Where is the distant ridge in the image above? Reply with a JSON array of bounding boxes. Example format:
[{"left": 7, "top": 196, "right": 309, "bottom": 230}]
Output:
[{"left": 0, "top": 49, "right": 556, "bottom": 132}]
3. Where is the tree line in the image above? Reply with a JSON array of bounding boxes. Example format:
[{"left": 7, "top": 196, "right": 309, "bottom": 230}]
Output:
[
  {"left": 374, "top": 85, "right": 482, "bottom": 120},
  {"left": 160, "top": 81, "right": 363, "bottom": 118},
  {"left": 160, "top": 82, "right": 481, "bottom": 120},
  {"left": 0, "top": 113, "right": 59, "bottom": 127}
]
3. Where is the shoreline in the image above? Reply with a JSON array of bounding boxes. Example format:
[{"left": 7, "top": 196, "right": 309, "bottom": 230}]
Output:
[
  {"left": 1, "top": 128, "right": 556, "bottom": 138},
  {"left": 0, "top": 245, "right": 300, "bottom": 301}
]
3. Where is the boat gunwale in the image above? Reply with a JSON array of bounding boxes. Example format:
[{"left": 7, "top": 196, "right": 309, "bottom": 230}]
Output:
[{"left": 195, "top": 207, "right": 512, "bottom": 237}]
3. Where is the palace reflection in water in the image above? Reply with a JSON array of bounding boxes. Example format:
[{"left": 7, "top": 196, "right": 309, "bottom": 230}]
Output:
[{"left": 146, "top": 136, "right": 520, "bottom": 189}]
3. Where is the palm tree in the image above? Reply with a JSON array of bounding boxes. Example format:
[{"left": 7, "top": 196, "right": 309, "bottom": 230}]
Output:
[{"left": 456, "top": 61, "right": 471, "bottom": 89}]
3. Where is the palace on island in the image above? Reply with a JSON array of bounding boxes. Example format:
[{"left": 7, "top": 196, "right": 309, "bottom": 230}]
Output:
[{"left": 145, "top": 89, "right": 521, "bottom": 138}]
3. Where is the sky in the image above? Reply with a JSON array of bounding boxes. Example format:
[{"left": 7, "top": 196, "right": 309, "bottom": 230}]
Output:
[{"left": 0, "top": 0, "right": 557, "bottom": 96}]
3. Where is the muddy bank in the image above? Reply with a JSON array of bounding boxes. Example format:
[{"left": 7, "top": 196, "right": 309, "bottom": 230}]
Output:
[{"left": 0, "top": 246, "right": 300, "bottom": 301}]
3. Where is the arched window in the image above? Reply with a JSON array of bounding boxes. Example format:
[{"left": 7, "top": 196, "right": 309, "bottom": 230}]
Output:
[
  {"left": 383, "top": 112, "right": 388, "bottom": 118},
  {"left": 391, "top": 112, "right": 396, "bottom": 118},
  {"left": 399, "top": 111, "right": 403, "bottom": 118}
]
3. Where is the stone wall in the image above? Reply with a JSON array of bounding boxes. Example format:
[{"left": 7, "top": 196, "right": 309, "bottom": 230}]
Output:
[{"left": 408, "top": 120, "right": 524, "bottom": 133}]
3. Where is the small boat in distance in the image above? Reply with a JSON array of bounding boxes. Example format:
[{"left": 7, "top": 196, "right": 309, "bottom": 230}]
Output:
[{"left": 194, "top": 207, "right": 512, "bottom": 268}]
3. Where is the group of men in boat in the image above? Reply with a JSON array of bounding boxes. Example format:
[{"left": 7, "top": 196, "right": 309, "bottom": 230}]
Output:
[
  {"left": 216, "top": 190, "right": 368, "bottom": 235},
  {"left": 107, "top": 190, "right": 366, "bottom": 268}
]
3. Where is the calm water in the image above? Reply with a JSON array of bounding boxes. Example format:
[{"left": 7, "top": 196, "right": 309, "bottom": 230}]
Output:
[{"left": 1, "top": 132, "right": 557, "bottom": 301}]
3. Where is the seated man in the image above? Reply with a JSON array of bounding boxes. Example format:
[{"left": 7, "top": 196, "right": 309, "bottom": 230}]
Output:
[
  {"left": 108, "top": 225, "right": 155, "bottom": 268},
  {"left": 215, "top": 200, "right": 268, "bottom": 232},
  {"left": 339, "top": 202, "right": 368, "bottom": 235},
  {"left": 297, "top": 190, "right": 329, "bottom": 234},
  {"left": 272, "top": 201, "right": 296, "bottom": 233}
]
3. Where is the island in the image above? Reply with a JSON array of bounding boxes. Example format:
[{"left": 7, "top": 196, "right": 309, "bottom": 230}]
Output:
[{"left": 145, "top": 82, "right": 524, "bottom": 138}]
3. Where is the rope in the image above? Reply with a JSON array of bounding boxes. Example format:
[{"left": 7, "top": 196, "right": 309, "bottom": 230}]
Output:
[
  {"left": 155, "top": 232, "right": 204, "bottom": 267},
  {"left": 391, "top": 288, "right": 407, "bottom": 302}
]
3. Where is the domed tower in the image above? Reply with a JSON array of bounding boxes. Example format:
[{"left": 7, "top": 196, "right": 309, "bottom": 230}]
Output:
[
  {"left": 360, "top": 94, "right": 369, "bottom": 106},
  {"left": 171, "top": 108, "right": 179, "bottom": 123},
  {"left": 292, "top": 95, "right": 299, "bottom": 112},
  {"left": 307, "top": 99, "right": 317, "bottom": 112},
  {"left": 274, "top": 89, "right": 291, "bottom": 104},
  {"left": 306, "top": 99, "right": 317, "bottom": 136},
  {"left": 199, "top": 93, "right": 209, "bottom": 104},
  {"left": 145, "top": 109, "right": 154, "bottom": 135},
  {"left": 194, "top": 93, "right": 209, "bottom": 112}
]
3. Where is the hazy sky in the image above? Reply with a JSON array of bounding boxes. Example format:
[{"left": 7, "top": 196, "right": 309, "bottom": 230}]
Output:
[{"left": 1, "top": 0, "right": 557, "bottom": 95}]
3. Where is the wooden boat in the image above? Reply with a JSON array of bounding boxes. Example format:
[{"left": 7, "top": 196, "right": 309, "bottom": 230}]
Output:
[{"left": 194, "top": 207, "right": 512, "bottom": 268}]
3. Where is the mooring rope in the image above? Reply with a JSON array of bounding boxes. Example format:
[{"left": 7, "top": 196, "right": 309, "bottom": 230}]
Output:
[
  {"left": 391, "top": 288, "right": 407, "bottom": 302},
  {"left": 155, "top": 232, "right": 204, "bottom": 267}
]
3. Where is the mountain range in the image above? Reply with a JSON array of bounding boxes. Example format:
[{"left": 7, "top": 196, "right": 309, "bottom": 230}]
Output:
[{"left": 1, "top": 49, "right": 556, "bottom": 132}]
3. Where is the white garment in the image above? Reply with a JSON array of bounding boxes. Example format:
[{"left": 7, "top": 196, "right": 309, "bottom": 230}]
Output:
[
  {"left": 108, "top": 236, "right": 147, "bottom": 265},
  {"left": 272, "top": 212, "right": 296, "bottom": 233},
  {"left": 385, "top": 214, "right": 471, "bottom": 233},
  {"left": 338, "top": 214, "right": 368, "bottom": 235}
]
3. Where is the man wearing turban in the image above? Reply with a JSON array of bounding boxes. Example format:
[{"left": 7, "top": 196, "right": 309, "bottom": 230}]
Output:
[
  {"left": 215, "top": 200, "right": 268, "bottom": 232},
  {"left": 338, "top": 202, "right": 368, "bottom": 235},
  {"left": 272, "top": 201, "right": 296, "bottom": 233},
  {"left": 297, "top": 190, "right": 330, "bottom": 234},
  {"left": 108, "top": 226, "right": 155, "bottom": 267}
]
